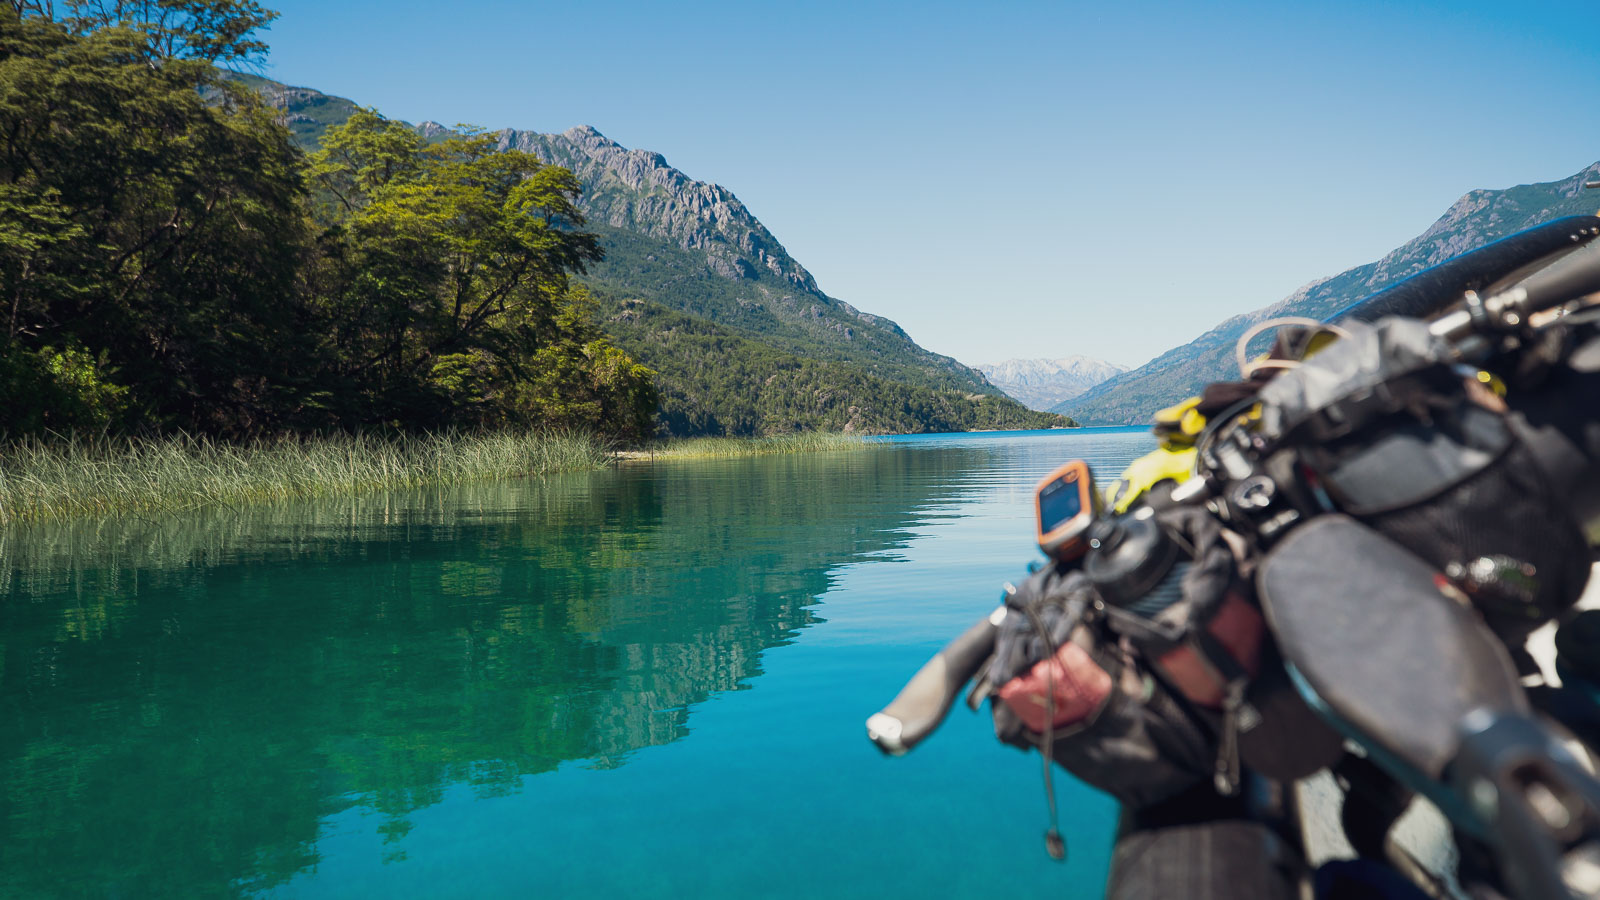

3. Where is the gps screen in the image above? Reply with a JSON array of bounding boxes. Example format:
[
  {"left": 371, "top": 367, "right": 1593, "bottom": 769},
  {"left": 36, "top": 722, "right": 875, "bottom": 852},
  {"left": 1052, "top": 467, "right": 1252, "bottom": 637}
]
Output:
[{"left": 1038, "top": 478, "right": 1083, "bottom": 532}]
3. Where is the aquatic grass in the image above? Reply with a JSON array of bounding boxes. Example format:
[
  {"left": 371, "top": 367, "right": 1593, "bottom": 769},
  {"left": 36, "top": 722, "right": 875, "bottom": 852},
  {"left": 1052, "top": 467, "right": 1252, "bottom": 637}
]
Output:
[
  {"left": 0, "top": 430, "right": 612, "bottom": 526},
  {"left": 630, "top": 432, "right": 867, "bottom": 460}
]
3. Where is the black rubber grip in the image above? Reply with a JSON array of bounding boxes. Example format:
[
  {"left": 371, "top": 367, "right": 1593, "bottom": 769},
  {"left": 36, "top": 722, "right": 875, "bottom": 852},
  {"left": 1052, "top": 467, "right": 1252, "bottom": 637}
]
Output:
[
  {"left": 1504, "top": 239, "right": 1600, "bottom": 316},
  {"left": 1328, "top": 215, "right": 1600, "bottom": 324},
  {"left": 866, "top": 610, "right": 1001, "bottom": 755}
]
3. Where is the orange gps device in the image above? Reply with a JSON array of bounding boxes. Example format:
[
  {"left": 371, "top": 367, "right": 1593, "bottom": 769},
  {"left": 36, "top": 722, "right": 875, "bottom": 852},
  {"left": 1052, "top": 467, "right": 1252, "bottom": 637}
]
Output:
[{"left": 1035, "top": 460, "right": 1101, "bottom": 561}]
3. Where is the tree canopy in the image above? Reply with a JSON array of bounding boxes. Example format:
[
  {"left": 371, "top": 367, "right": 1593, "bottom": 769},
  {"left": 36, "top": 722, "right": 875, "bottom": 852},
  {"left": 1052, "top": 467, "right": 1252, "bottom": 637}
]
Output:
[
  {"left": 302, "top": 111, "right": 653, "bottom": 435},
  {"left": 0, "top": 4, "right": 657, "bottom": 441},
  {"left": 6, "top": 0, "right": 278, "bottom": 62}
]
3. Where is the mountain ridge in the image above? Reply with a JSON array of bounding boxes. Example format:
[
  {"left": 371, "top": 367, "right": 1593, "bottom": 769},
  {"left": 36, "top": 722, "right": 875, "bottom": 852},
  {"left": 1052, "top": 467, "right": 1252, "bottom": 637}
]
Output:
[
  {"left": 497, "top": 125, "right": 819, "bottom": 291},
  {"left": 1061, "top": 160, "right": 1600, "bottom": 424},
  {"left": 974, "top": 356, "right": 1128, "bottom": 411},
  {"left": 242, "top": 75, "right": 1067, "bottom": 434}
]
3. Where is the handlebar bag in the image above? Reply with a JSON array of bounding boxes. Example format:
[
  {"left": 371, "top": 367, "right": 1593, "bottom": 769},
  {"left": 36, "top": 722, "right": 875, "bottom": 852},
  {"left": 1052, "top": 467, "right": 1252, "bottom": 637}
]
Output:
[{"left": 1256, "top": 317, "right": 1590, "bottom": 631}]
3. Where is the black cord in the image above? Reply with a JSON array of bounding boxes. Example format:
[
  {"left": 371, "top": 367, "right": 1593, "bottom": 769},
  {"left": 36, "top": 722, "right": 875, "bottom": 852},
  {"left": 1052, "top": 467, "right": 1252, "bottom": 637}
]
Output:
[{"left": 1019, "top": 598, "right": 1068, "bottom": 862}]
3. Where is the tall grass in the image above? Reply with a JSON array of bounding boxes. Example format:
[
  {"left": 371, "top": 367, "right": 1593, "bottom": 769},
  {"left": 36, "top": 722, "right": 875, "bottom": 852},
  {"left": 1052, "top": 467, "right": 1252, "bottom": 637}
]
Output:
[
  {"left": 0, "top": 430, "right": 611, "bottom": 526},
  {"left": 634, "top": 432, "right": 868, "bottom": 460}
]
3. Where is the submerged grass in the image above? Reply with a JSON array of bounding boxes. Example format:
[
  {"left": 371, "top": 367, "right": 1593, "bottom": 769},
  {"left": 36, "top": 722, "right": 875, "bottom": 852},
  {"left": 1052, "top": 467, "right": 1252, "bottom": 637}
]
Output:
[
  {"left": 634, "top": 432, "right": 868, "bottom": 460},
  {"left": 0, "top": 430, "right": 612, "bottom": 526}
]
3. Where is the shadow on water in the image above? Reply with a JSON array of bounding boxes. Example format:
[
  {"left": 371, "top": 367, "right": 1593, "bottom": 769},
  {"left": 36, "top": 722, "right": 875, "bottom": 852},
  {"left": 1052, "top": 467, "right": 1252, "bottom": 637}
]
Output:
[{"left": 0, "top": 446, "right": 1000, "bottom": 897}]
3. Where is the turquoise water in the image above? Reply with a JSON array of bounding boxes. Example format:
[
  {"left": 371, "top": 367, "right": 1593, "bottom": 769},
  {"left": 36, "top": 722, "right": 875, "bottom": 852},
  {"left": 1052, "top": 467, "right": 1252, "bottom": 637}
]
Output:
[{"left": 0, "top": 427, "right": 1154, "bottom": 899}]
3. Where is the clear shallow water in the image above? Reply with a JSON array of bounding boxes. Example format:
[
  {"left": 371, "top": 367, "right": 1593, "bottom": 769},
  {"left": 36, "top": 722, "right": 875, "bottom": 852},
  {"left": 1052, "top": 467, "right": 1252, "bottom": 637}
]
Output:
[{"left": 1, "top": 428, "right": 1154, "bottom": 899}]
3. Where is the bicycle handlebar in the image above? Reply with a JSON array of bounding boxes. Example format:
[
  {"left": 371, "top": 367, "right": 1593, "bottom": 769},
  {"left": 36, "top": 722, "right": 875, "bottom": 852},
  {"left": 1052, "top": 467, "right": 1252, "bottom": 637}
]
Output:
[{"left": 866, "top": 607, "right": 1004, "bottom": 755}]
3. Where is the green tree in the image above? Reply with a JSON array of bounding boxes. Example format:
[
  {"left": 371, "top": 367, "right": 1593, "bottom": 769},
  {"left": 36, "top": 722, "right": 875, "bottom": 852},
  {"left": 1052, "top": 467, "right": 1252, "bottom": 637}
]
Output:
[
  {"left": 0, "top": 7, "right": 311, "bottom": 435},
  {"left": 307, "top": 112, "right": 656, "bottom": 437},
  {"left": 1, "top": 4, "right": 659, "bottom": 442},
  {"left": 9, "top": 0, "right": 277, "bottom": 62}
]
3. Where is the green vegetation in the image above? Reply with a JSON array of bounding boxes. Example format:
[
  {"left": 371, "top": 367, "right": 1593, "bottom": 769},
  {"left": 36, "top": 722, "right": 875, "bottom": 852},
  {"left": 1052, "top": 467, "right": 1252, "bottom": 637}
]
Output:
[
  {"left": 598, "top": 294, "right": 1070, "bottom": 434},
  {"left": 580, "top": 224, "right": 997, "bottom": 398},
  {"left": 629, "top": 432, "right": 867, "bottom": 460},
  {"left": 243, "top": 79, "right": 1073, "bottom": 436},
  {"left": 1, "top": 3, "right": 1062, "bottom": 460},
  {"left": 0, "top": 430, "right": 882, "bottom": 527},
  {"left": 0, "top": 5, "right": 654, "bottom": 442},
  {"left": 299, "top": 111, "right": 656, "bottom": 437},
  {"left": 0, "top": 430, "right": 611, "bottom": 525}
]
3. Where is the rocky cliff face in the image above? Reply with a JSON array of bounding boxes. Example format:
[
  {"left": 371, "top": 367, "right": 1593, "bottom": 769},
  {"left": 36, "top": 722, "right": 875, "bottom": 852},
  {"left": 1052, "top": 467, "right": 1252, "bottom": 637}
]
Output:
[
  {"left": 469, "top": 122, "right": 1011, "bottom": 400},
  {"left": 974, "top": 356, "right": 1128, "bottom": 411},
  {"left": 497, "top": 126, "right": 818, "bottom": 291},
  {"left": 1064, "top": 160, "right": 1600, "bottom": 424}
]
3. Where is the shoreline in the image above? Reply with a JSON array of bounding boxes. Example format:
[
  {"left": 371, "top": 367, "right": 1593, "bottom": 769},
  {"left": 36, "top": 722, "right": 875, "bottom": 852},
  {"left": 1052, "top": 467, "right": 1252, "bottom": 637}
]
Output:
[
  {"left": 616, "top": 433, "right": 867, "bottom": 462},
  {"left": 0, "top": 431, "right": 870, "bottom": 526}
]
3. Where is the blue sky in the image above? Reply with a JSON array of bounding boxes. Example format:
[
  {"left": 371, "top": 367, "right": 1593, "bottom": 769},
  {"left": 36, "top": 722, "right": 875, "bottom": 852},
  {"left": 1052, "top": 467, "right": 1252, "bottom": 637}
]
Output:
[{"left": 261, "top": 0, "right": 1600, "bottom": 369}]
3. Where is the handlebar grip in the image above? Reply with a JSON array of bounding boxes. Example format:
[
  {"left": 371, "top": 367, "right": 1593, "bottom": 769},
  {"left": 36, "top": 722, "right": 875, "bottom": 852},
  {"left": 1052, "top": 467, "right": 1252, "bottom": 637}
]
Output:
[
  {"left": 866, "top": 607, "right": 1003, "bottom": 755},
  {"left": 1330, "top": 215, "right": 1600, "bottom": 324},
  {"left": 1496, "top": 239, "right": 1600, "bottom": 316}
]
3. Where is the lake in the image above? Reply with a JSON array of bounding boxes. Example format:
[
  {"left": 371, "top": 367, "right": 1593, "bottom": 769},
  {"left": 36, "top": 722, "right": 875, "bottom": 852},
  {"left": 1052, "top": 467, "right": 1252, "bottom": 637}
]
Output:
[{"left": 0, "top": 427, "right": 1156, "bottom": 899}]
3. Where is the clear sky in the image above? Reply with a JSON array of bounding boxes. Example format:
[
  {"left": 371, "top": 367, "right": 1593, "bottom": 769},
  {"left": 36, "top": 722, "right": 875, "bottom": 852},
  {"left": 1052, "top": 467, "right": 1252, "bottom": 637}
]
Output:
[{"left": 260, "top": 0, "right": 1600, "bottom": 369}]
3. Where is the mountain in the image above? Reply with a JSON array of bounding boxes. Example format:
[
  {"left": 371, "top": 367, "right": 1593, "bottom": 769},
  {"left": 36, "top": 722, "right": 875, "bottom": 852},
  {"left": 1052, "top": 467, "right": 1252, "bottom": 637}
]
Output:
[
  {"left": 494, "top": 124, "right": 1023, "bottom": 395},
  {"left": 1061, "top": 160, "right": 1600, "bottom": 424},
  {"left": 242, "top": 75, "right": 1067, "bottom": 434},
  {"left": 973, "top": 356, "right": 1128, "bottom": 412}
]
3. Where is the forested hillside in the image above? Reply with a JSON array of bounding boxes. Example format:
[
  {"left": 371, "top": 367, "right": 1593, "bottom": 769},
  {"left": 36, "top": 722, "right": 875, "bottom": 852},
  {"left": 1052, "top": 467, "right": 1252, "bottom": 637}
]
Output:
[
  {"left": 498, "top": 125, "right": 997, "bottom": 396},
  {"left": 248, "top": 77, "right": 1068, "bottom": 434},
  {"left": 1063, "top": 162, "right": 1600, "bottom": 424},
  {"left": 0, "top": 7, "right": 656, "bottom": 441},
  {"left": 599, "top": 295, "right": 1059, "bottom": 435},
  {"left": 583, "top": 226, "right": 1068, "bottom": 432}
]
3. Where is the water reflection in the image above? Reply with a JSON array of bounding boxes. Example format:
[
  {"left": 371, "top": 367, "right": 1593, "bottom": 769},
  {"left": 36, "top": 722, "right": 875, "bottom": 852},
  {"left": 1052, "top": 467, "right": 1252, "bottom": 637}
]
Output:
[{"left": 0, "top": 448, "right": 993, "bottom": 897}]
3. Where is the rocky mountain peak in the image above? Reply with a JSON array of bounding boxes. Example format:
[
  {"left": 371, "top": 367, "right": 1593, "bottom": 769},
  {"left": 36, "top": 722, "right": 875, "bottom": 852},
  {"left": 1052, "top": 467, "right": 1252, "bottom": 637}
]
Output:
[
  {"left": 974, "top": 356, "right": 1128, "bottom": 411},
  {"left": 235, "top": 74, "right": 1012, "bottom": 407},
  {"left": 500, "top": 127, "right": 819, "bottom": 292},
  {"left": 416, "top": 120, "right": 453, "bottom": 140}
]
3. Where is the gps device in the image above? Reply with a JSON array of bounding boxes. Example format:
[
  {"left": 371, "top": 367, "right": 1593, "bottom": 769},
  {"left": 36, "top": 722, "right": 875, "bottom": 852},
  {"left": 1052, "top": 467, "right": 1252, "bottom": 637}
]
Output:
[{"left": 1035, "top": 459, "right": 1101, "bottom": 561}]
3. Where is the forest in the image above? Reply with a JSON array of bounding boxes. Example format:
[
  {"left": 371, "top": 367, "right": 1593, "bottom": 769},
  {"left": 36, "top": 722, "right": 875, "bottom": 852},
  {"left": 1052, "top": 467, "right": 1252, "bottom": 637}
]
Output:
[{"left": 0, "top": 2, "right": 659, "bottom": 442}]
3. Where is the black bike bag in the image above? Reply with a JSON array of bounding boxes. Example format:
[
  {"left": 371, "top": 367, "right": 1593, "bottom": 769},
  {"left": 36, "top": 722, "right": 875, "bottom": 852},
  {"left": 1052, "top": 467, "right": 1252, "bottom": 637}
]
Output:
[
  {"left": 1256, "top": 317, "right": 1591, "bottom": 631},
  {"left": 1257, "top": 514, "right": 1527, "bottom": 781}
]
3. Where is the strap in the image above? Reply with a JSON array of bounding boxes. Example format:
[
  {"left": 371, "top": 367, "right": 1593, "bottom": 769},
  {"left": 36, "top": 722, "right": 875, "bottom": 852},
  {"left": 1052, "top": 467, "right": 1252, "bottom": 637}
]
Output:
[{"left": 1189, "top": 627, "right": 1255, "bottom": 796}]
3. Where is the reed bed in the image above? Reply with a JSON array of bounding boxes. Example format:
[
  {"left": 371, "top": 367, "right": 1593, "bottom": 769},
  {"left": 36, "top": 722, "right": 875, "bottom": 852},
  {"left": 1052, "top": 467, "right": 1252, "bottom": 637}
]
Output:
[
  {"left": 633, "top": 432, "right": 868, "bottom": 460},
  {"left": 0, "top": 430, "right": 611, "bottom": 526}
]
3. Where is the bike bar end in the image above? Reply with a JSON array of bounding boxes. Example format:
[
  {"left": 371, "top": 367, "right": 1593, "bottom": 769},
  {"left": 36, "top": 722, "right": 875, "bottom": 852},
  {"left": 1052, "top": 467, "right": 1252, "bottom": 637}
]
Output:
[{"left": 866, "top": 713, "right": 907, "bottom": 756}]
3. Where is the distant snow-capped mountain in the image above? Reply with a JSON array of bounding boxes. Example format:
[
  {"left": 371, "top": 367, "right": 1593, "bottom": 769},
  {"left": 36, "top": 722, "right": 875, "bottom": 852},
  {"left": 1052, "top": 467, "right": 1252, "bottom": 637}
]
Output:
[{"left": 973, "top": 356, "right": 1129, "bottom": 412}]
